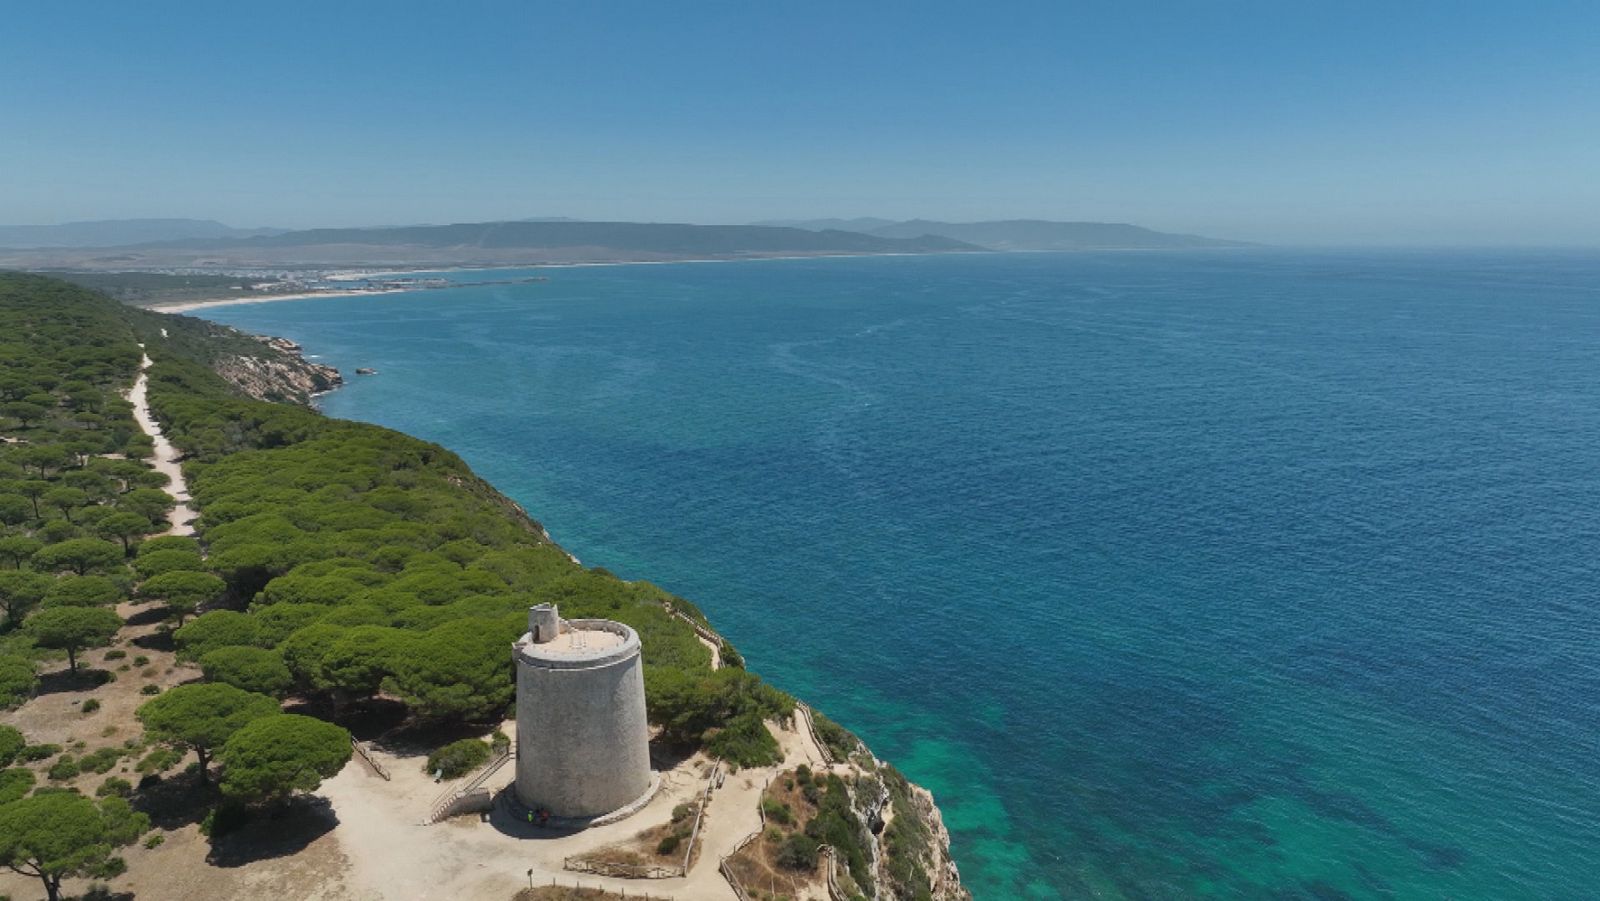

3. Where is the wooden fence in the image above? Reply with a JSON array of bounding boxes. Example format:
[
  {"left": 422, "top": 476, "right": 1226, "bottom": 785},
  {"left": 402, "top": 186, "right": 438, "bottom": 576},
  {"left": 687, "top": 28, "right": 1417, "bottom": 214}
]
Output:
[
  {"left": 351, "top": 738, "right": 391, "bottom": 781},
  {"left": 565, "top": 763, "right": 720, "bottom": 881},
  {"left": 526, "top": 875, "right": 675, "bottom": 899},
  {"left": 821, "top": 845, "right": 853, "bottom": 901},
  {"left": 563, "top": 859, "right": 684, "bottom": 880},
  {"left": 795, "top": 703, "right": 836, "bottom": 766}
]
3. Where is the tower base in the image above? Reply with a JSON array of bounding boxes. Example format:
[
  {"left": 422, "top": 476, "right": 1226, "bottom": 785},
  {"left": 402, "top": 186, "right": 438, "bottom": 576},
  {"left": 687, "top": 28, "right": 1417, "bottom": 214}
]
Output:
[{"left": 503, "top": 773, "right": 662, "bottom": 831}]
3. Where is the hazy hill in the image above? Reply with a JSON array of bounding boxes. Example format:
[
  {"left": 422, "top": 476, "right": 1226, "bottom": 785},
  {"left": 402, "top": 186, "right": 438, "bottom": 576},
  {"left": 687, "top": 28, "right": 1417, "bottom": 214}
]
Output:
[
  {"left": 766, "top": 218, "right": 1248, "bottom": 250},
  {"left": 0, "top": 218, "right": 281, "bottom": 248},
  {"left": 751, "top": 217, "right": 900, "bottom": 232},
  {"left": 173, "top": 220, "right": 976, "bottom": 254}
]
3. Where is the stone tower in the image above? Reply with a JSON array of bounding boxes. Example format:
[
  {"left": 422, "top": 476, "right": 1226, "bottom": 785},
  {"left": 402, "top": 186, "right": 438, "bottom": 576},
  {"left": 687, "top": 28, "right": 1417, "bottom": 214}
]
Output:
[{"left": 512, "top": 603, "right": 652, "bottom": 819}]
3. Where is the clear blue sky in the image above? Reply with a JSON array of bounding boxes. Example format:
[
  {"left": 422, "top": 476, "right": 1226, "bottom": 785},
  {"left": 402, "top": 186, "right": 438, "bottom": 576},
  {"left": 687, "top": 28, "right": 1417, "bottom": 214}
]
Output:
[{"left": 2, "top": 1, "right": 1597, "bottom": 244}]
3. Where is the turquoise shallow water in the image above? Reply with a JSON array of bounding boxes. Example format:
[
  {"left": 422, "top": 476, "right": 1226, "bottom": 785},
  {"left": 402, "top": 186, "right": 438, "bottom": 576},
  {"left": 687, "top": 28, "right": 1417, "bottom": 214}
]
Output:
[{"left": 204, "top": 251, "right": 1600, "bottom": 899}]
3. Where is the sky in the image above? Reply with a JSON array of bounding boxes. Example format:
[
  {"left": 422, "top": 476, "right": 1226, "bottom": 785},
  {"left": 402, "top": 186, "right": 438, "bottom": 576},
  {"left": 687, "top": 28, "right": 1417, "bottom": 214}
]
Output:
[{"left": 1, "top": 1, "right": 1597, "bottom": 245}]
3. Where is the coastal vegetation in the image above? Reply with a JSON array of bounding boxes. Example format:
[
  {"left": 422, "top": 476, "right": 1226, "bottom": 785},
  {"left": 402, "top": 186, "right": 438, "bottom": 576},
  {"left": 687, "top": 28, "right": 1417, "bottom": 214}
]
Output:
[
  {"left": 0, "top": 791, "right": 148, "bottom": 901},
  {"left": 728, "top": 764, "right": 876, "bottom": 900},
  {"left": 49, "top": 271, "right": 268, "bottom": 306},
  {"left": 426, "top": 737, "right": 492, "bottom": 779}
]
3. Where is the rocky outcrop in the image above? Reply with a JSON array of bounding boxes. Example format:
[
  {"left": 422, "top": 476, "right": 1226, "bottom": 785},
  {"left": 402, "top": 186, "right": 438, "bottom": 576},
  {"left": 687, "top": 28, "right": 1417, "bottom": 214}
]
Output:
[
  {"left": 819, "top": 723, "right": 970, "bottom": 901},
  {"left": 210, "top": 335, "right": 342, "bottom": 405},
  {"left": 861, "top": 763, "right": 970, "bottom": 901},
  {"left": 902, "top": 781, "right": 969, "bottom": 901}
]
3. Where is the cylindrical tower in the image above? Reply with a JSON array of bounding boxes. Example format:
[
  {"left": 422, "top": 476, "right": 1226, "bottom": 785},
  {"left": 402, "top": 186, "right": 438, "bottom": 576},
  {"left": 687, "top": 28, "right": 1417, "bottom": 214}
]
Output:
[{"left": 513, "top": 603, "right": 652, "bottom": 818}]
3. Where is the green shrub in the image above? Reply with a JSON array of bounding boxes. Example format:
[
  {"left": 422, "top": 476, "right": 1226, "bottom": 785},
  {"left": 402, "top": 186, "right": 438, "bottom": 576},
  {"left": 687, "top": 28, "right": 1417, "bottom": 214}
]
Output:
[
  {"left": 47, "top": 756, "right": 79, "bottom": 780},
  {"left": 141, "top": 684, "right": 161, "bottom": 695},
  {"left": 656, "top": 833, "right": 682, "bottom": 855},
  {"left": 706, "top": 712, "right": 782, "bottom": 768},
  {"left": 0, "top": 766, "right": 35, "bottom": 803},
  {"left": 0, "top": 725, "right": 23, "bottom": 767},
  {"left": 671, "top": 801, "right": 695, "bottom": 823},
  {"left": 135, "top": 747, "right": 182, "bottom": 774},
  {"left": 96, "top": 776, "right": 133, "bottom": 797},
  {"left": 0, "top": 654, "right": 38, "bottom": 708},
  {"left": 144, "top": 833, "right": 165, "bottom": 849},
  {"left": 104, "top": 649, "right": 127, "bottom": 661},
  {"left": 80, "top": 746, "right": 123, "bottom": 774},
  {"left": 19, "top": 743, "right": 61, "bottom": 762},
  {"left": 424, "top": 738, "right": 490, "bottom": 779},
  {"left": 762, "top": 797, "right": 794, "bottom": 826},
  {"left": 776, "top": 832, "right": 820, "bottom": 870},
  {"left": 811, "top": 711, "right": 861, "bottom": 761},
  {"left": 82, "top": 698, "right": 102, "bottom": 714}
]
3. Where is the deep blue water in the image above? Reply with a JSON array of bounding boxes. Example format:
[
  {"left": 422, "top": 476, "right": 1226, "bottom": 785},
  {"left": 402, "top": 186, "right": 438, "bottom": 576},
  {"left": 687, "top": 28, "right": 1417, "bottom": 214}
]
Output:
[{"left": 203, "top": 251, "right": 1600, "bottom": 899}]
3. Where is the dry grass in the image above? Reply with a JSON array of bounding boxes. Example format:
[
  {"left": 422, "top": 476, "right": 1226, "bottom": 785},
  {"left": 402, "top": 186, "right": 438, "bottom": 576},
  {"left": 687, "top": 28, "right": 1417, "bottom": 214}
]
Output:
[
  {"left": 4, "top": 600, "right": 197, "bottom": 796},
  {"left": 565, "top": 797, "right": 703, "bottom": 874},
  {"left": 513, "top": 886, "right": 633, "bottom": 900},
  {"left": 0, "top": 600, "right": 358, "bottom": 901}
]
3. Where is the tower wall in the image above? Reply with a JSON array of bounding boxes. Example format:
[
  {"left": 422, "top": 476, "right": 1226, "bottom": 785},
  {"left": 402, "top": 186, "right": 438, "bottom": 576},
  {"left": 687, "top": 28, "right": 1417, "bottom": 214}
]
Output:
[{"left": 513, "top": 618, "right": 651, "bottom": 818}]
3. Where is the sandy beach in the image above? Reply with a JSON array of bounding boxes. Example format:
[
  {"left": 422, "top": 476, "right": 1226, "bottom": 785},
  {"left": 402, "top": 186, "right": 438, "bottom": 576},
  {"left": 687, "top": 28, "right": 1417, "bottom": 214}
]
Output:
[{"left": 151, "top": 288, "right": 415, "bottom": 314}]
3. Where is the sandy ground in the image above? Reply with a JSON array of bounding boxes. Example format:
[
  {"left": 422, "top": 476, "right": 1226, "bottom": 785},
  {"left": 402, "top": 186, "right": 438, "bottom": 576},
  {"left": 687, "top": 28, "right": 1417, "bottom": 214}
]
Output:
[
  {"left": 152, "top": 289, "right": 411, "bottom": 314},
  {"left": 0, "top": 597, "right": 360, "bottom": 901},
  {"left": 126, "top": 350, "right": 196, "bottom": 536},
  {"left": 313, "top": 715, "right": 828, "bottom": 901}
]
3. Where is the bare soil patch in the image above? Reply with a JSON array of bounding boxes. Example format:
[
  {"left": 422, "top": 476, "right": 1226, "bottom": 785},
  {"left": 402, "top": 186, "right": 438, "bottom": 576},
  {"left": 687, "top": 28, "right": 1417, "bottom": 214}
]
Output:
[
  {"left": 566, "top": 798, "right": 703, "bottom": 875},
  {"left": 723, "top": 768, "right": 828, "bottom": 901}
]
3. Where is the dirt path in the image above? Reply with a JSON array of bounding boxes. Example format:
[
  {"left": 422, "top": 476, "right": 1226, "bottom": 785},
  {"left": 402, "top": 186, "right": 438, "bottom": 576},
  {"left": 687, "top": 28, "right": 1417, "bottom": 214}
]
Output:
[
  {"left": 127, "top": 348, "right": 196, "bottom": 536},
  {"left": 697, "top": 634, "right": 722, "bottom": 670},
  {"left": 791, "top": 705, "right": 835, "bottom": 772}
]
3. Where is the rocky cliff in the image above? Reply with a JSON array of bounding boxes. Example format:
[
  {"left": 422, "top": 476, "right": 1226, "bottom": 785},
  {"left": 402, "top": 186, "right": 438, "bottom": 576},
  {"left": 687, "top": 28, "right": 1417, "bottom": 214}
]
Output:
[
  {"left": 211, "top": 335, "right": 342, "bottom": 405},
  {"left": 810, "top": 712, "right": 970, "bottom": 901}
]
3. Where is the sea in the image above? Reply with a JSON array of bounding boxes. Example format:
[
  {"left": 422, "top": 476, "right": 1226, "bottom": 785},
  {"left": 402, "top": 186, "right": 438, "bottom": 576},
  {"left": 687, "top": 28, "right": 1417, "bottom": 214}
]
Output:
[{"left": 201, "top": 250, "right": 1600, "bottom": 900}]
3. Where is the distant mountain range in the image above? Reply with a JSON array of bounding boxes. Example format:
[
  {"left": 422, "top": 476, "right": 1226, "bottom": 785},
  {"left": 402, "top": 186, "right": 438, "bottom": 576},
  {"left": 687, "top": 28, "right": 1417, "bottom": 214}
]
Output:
[
  {"left": 167, "top": 220, "right": 977, "bottom": 255},
  {"left": 0, "top": 216, "right": 1245, "bottom": 270},
  {"left": 0, "top": 218, "right": 282, "bottom": 249},
  {"left": 753, "top": 218, "right": 1248, "bottom": 250},
  {"left": 0, "top": 219, "right": 979, "bottom": 269}
]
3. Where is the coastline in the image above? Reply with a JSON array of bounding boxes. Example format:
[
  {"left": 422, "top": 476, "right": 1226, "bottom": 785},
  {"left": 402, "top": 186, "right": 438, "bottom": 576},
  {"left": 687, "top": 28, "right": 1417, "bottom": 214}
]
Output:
[
  {"left": 151, "top": 287, "right": 414, "bottom": 314},
  {"left": 143, "top": 250, "right": 983, "bottom": 314},
  {"left": 145, "top": 279, "right": 972, "bottom": 900}
]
